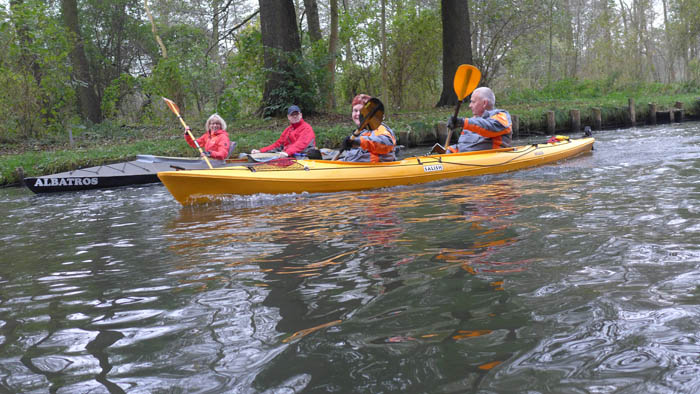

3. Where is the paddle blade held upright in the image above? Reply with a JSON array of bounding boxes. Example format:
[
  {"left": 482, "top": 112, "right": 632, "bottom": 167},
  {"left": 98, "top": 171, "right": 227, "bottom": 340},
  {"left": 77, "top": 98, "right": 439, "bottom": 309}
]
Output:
[{"left": 453, "top": 64, "right": 481, "bottom": 101}]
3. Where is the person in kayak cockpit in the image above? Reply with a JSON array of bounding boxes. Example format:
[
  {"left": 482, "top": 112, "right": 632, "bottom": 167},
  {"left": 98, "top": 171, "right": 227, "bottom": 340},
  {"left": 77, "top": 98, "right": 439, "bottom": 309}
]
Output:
[
  {"left": 184, "top": 113, "right": 232, "bottom": 160},
  {"left": 250, "top": 105, "right": 320, "bottom": 159},
  {"left": 341, "top": 94, "right": 397, "bottom": 163},
  {"left": 445, "top": 87, "right": 512, "bottom": 153}
]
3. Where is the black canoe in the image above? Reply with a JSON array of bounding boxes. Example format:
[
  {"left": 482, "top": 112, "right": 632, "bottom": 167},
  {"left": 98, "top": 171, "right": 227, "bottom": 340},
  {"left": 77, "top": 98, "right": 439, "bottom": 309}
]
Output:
[{"left": 24, "top": 154, "right": 241, "bottom": 194}]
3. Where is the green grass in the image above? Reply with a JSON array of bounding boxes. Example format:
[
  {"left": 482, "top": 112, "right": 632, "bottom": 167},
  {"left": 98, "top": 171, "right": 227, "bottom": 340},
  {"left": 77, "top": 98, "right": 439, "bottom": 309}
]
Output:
[{"left": 2, "top": 90, "right": 700, "bottom": 187}]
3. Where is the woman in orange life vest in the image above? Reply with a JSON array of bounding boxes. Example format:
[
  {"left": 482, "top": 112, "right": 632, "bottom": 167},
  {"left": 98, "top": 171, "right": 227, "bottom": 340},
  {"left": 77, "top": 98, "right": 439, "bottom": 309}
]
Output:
[
  {"left": 184, "top": 113, "right": 232, "bottom": 160},
  {"left": 341, "top": 94, "right": 397, "bottom": 162},
  {"left": 445, "top": 87, "right": 512, "bottom": 153}
]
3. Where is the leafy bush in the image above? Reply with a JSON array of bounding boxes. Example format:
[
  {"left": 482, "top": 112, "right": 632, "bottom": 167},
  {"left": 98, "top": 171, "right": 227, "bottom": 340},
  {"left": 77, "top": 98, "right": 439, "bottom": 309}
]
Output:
[
  {"left": 102, "top": 73, "right": 138, "bottom": 118},
  {"left": 261, "top": 49, "right": 322, "bottom": 117},
  {"left": 0, "top": 0, "right": 72, "bottom": 141}
]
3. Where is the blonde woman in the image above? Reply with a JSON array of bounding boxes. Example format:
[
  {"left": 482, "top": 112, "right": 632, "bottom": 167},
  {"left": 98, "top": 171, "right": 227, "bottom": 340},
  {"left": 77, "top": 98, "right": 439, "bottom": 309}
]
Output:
[{"left": 184, "top": 113, "right": 232, "bottom": 160}]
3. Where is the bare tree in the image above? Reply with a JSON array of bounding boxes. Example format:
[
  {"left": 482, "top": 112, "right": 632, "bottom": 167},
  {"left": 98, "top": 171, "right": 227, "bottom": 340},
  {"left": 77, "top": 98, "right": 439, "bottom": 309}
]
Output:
[
  {"left": 327, "top": 0, "right": 339, "bottom": 109},
  {"left": 381, "top": 0, "right": 388, "bottom": 102},
  {"left": 303, "top": 0, "right": 322, "bottom": 42}
]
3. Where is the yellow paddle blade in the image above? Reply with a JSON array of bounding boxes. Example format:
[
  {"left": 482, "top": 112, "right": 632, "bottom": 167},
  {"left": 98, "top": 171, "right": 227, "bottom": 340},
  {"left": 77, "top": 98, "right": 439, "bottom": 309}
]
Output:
[
  {"left": 453, "top": 64, "right": 481, "bottom": 101},
  {"left": 360, "top": 97, "right": 384, "bottom": 131},
  {"left": 163, "top": 97, "right": 181, "bottom": 116}
]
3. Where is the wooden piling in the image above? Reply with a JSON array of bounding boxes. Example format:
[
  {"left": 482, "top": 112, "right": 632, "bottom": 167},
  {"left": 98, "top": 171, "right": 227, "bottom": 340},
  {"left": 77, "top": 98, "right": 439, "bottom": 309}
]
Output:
[
  {"left": 570, "top": 109, "right": 580, "bottom": 133},
  {"left": 436, "top": 122, "right": 449, "bottom": 145},
  {"left": 628, "top": 98, "right": 636, "bottom": 125},
  {"left": 398, "top": 130, "right": 415, "bottom": 147},
  {"left": 546, "top": 111, "right": 555, "bottom": 134},
  {"left": 648, "top": 103, "right": 657, "bottom": 125},
  {"left": 674, "top": 101, "right": 684, "bottom": 122},
  {"left": 511, "top": 114, "right": 519, "bottom": 138},
  {"left": 591, "top": 107, "right": 602, "bottom": 130},
  {"left": 15, "top": 167, "right": 25, "bottom": 187}
]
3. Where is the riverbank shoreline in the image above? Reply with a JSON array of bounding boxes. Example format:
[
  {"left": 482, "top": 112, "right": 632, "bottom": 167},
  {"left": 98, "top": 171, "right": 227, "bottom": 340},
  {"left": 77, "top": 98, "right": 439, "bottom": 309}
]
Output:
[{"left": 3, "top": 94, "right": 700, "bottom": 188}]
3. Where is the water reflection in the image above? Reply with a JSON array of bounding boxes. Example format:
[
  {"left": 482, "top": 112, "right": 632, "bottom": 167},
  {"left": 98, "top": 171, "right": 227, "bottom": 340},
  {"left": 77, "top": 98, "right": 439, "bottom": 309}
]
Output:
[
  {"left": 157, "top": 179, "right": 533, "bottom": 391},
  {"left": 2, "top": 123, "right": 700, "bottom": 392}
]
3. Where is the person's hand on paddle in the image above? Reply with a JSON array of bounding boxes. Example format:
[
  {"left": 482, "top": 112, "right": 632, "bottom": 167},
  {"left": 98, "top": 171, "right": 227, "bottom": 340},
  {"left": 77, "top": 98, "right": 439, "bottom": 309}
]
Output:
[
  {"left": 251, "top": 149, "right": 260, "bottom": 154},
  {"left": 343, "top": 136, "right": 361, "bottom": 150},
  {"left": 278, "top": 151, "right": 288, "bottom": 158},
  {"left": 202, "top": 151, "right": 211, "bottom": 158},
  {"left": 447, "top": 116, "right": 464, "bottom": 130}
]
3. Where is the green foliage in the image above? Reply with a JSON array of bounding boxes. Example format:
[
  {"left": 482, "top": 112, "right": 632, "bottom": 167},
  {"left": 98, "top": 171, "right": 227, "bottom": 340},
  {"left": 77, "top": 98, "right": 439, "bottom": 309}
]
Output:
[
  {"left": 223, "top": 25, "right": 264, "bottom": 116},
  {"left": 216, "top": 88, "right": 241, "bottom": 120},
  {"left": 79, "top": 0, "right": 153, "bottom": 99},
  {"left": 499, "top": 77, "right": 700, "bottom": 105},
  {"left": 302, "top": 36, "right": 334, "bottom": 110},
  {"left": 261, "top": 49, "right": 322, "bottom": 117},
  {"left": 164, "top": 23, "right": 224, "bottom": 118},
  {"left": 1, "top": 0, "right": 700, "bottom": 156},
  {"left": 101, "top": 73, "right": 138, "bottom": 118},
  {"left": 145, "top": 57, "right": 186, "bottom": 107},
  {"left": 0, "top": 0, "right": 73, "bottom": 141},
  {"left": 335, "top": 4, "right": 383, "bottom": 105},
  {"left": 384, "top": 6, "right": 441, "bottom": 109}
]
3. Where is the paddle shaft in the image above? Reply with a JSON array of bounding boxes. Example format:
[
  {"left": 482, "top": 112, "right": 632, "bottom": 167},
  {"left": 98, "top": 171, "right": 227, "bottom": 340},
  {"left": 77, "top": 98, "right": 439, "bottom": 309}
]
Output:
[
  {"left": 445, "top": 99, "right": 464, "bottom": 147},
  {"left": 181, "top": 116, "right": 214, "bottom": 169},
  {"left": 164, "top": 97, "right": 214, "bottom": 169}
]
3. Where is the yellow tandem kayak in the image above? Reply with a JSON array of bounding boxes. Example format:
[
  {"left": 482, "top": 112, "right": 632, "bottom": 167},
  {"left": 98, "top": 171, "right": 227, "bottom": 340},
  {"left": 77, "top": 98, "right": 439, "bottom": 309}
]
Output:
[{"left": 158, "top": 137, "right": 594, "bottom": 205}]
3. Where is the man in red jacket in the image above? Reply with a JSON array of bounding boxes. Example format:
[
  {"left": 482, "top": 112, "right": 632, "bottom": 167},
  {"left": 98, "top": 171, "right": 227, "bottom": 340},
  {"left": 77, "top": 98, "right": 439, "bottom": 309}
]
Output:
[{"left": 251, "top": 105, "right": 317, "bottom": 158}]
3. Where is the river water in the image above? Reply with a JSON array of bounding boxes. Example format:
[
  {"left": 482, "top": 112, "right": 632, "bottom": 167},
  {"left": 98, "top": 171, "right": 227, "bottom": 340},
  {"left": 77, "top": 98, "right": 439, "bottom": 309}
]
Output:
[{"left": 1, "top": 122, "right": 699, "bottom": 393}]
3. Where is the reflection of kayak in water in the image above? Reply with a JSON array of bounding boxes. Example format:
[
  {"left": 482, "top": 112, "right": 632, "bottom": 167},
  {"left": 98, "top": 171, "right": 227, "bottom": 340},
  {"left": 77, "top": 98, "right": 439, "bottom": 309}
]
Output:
[
  {"left": 158, "top": 137, "right": 595, "bottom": 205},
  {"left": 24, "top": 154, "right": 246, "bottom": 194}
]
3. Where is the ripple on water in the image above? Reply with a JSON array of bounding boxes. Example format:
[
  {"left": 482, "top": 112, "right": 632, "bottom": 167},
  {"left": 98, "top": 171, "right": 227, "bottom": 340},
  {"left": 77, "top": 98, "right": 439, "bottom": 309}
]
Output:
[
  {"left": 2, "top": 124, "right": 700, "bottom": 393},
  {"left": 650, "top": 269, "right": 700, "bottom": 305}
]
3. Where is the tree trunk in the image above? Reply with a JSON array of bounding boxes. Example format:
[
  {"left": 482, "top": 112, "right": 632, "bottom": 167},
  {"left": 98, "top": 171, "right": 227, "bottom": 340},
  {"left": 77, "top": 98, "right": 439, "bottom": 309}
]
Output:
[
  {"left": 380, "top": 0, "right": 388, "bottom": 103},
  {"left": 210, "top": 0, "right": 222, "bottom": 63},
  {"left": 437, "top": 0, "right": 473, "bottom": 107},
  {"left": 259, "top": 0, "right": 302, "bottom": 116},
  {"left": 62, "top": 0, "right": 102, "bottom": 123},
  {"left": 326, "top": 0, "right": 339, "bottom": 110},
  {"left": 661, "top": 0, "right": 674, "bottom": 82},
  {"left": 547, "top": 0, "right": 553, "bottom": 84},
  {"left": 303, "top": 0, "right": 322, "bottom": 42},
  {"left": 342, "top": 0, "right": 352, "bottom": 75}
]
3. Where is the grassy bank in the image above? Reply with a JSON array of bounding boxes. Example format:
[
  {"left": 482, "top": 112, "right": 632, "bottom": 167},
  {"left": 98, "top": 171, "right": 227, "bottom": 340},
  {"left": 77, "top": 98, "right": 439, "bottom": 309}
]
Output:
[{"left": 2, "top": 92, "right": 700, "bottom": 187}]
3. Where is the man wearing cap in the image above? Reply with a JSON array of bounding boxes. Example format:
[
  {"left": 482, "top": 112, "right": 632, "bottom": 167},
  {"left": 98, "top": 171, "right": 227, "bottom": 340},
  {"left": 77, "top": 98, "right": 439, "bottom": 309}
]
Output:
[{"left": 251, "top": 105, "right": 317, "bottom": 158}]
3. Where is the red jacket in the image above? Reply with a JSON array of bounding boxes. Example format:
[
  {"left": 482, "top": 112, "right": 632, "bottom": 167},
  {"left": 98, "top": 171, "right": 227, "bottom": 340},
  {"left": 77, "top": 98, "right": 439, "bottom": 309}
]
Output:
[
  {"left": 185, "top": 129, "right": 231, "bottom": 160},
  {"left": 260, "top": 119, "right": 316, "bottom": 155}
]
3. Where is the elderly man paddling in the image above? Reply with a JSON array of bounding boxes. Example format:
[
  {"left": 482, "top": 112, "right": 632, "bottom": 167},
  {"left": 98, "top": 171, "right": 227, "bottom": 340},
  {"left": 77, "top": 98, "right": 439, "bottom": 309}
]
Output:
[
  {"left": 251, "top": 105, "right": 319, "bottom": 158},
  {"left": 445, "top": 87, "right": 513, "bottom": 153}
]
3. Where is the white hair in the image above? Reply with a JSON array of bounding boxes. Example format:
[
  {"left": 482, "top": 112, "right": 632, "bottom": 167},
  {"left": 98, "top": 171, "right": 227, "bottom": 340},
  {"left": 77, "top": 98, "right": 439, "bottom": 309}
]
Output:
[
  {"left": 205, "top": 113, "right": 227, "bottom": 131},
  {"left": 473, "top": 87, "right": 495, "bottom": 109}
]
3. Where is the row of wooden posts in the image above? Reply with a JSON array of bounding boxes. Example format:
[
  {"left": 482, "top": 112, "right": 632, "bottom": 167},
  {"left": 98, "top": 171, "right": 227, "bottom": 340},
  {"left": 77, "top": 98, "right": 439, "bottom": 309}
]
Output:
[
  {"left": 538, "top": 98, "right": 686, "bottom": 135},
  {"left": 399, "top": 98, "right": 692, "bottom": 147}
]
